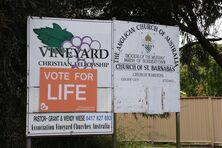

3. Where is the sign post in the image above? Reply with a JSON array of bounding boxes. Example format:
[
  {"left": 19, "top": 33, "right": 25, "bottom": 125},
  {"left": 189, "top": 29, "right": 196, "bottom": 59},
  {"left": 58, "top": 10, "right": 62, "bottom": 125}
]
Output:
[
  {"left": 112, "top": 17, "right": 117, "bottom": 148},
  {"left": 113, "top": 20, "right": 180, "bottom": 147},
  {"left": 112, "top": 113, "right": 117, "bottom": 148},
  {"left": 26, "top": 137, "right": 31, "bottom": 148},
  {"left": 176, "top": 112, "right": 181, "bottom": 148}
]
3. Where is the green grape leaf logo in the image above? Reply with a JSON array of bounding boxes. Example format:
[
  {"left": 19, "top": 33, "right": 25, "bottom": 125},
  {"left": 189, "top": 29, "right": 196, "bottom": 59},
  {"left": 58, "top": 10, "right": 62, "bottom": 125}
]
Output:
[{"left": 33, "top": 23, "right": 73, "bottom": 48}]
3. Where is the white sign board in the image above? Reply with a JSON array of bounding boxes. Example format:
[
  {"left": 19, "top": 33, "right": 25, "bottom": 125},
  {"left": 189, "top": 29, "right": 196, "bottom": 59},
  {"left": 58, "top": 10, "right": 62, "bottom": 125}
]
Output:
[
  {"left": 113, "top": 20, "right": 180, "bottom": 114},
  {"left": 28, "top": 113, "right": 113, "bottom": 136},
  {"left": 26, "top": 17, "right": 113, "bottom": 136}
]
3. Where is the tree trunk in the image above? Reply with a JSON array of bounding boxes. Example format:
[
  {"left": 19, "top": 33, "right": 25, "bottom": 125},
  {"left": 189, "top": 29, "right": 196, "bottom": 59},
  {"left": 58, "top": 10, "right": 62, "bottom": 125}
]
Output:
[{"left": 194, "top": 30, "right": 222, "bottom": 68}]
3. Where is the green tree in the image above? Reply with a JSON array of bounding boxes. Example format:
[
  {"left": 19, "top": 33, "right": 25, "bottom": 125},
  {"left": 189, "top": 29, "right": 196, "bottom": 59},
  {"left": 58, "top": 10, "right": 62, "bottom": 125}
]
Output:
[
  {"left": 172, "top": 0, "right": 222, "bottom": 67},
  {"left": 0, "top": 0, "right": 105, "bottom": 147},
  {"left": 181, "top": 44, "right": 222, "bottom": 96},
  {"left": 102, "top": 0, "right": 222, "bottom": 67}
]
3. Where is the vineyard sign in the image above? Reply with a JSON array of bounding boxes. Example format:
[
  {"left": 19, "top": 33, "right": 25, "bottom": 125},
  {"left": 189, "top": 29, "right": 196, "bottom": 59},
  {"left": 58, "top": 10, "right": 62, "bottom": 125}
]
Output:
[{"left": 26, "top": 17, "right": 113, "bottom": 136}]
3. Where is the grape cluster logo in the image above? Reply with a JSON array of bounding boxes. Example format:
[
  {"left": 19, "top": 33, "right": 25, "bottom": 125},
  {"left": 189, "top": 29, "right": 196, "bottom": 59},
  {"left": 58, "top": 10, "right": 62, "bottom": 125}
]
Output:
[
  {"left": 142, "top": 34, "right": 154, "bottom": 53},
  {"left": 33, "top": 23, "right": 108, "bottom": 69},
  {"left": 64, "top": 36, "right": 101, "bottom": 69}
]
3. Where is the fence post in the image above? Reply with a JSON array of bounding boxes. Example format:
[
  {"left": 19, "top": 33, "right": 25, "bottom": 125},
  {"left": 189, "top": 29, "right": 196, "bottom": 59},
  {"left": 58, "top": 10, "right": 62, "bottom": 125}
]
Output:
[{"left": 208, "top": 97, "right": 214, "bottom": 146}]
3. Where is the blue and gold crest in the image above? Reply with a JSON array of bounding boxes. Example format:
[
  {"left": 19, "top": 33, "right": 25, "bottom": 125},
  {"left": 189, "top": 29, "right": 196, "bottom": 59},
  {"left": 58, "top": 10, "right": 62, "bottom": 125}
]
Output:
[{"left": 142, "top": 34, "right": 154, "bottom": 53}]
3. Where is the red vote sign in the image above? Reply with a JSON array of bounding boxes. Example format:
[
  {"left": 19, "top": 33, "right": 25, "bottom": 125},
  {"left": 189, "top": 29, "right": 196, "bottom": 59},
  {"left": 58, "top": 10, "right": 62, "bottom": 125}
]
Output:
[{"left": 39, "top": 67, "right": 97, "bottom": 112}]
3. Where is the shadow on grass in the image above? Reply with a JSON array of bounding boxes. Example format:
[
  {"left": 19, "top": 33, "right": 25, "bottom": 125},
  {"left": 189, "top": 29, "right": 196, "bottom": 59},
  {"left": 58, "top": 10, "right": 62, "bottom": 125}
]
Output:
[{"left": 31, "top": 135, "right": 113, "bottom": 148}]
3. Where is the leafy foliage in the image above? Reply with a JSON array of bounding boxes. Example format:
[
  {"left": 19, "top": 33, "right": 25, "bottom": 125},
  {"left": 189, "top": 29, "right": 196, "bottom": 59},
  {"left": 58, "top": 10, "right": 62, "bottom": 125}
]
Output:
[
  {"left": 0, "top": 0, "right": 101, "bottom": 147},
  {"left": 180, "top": 44, "right": 222, "bottom": 96},
  {"left": 173, "top": 0, "right": 222, "bottom": 67}
]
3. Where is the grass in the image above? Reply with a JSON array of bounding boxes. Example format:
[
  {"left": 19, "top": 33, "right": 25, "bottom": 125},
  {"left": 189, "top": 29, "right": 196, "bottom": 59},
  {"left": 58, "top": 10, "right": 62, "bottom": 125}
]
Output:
[{"left": 117, "top": 141, "right": 176, "bottom": 148}]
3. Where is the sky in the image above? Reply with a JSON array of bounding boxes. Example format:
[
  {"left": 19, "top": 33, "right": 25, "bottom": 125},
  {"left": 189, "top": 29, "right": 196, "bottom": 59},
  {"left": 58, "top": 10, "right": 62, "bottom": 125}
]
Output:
[{"left": 211, "top": 18, "right": 222, "bottom": 44}]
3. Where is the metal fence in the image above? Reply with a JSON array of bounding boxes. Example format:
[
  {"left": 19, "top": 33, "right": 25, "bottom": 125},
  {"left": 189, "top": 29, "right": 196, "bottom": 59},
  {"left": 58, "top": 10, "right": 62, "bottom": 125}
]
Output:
[{"left": 117, "top": 97, "right": 222, "bottom": 146}]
